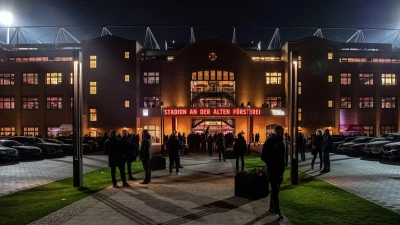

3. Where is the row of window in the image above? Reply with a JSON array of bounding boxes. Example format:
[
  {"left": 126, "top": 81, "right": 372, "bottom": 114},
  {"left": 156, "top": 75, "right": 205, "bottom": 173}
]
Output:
[
  {"left": 0, "top": 127, "right": 66, "bottom": 137},
  {"left": 252, "top": 56, "right": 281, "bottom": 61},
  {"left": 0, "top": 73, "right": 72, "bottom": 85},
  {"left": 340, "top": 58, "right": 400, "bottom": 63},
  {"left": 89, "top": 52, "right": 130, "bottom": 69},
  {"left": 340, "top": 97, "right": 396, "bottom": 109},
  {"left": 7, "top": 57, "right": 73, "bottom": 62},
  {"left": 341, "top": 73, "right": 396, "bottom": 85}
]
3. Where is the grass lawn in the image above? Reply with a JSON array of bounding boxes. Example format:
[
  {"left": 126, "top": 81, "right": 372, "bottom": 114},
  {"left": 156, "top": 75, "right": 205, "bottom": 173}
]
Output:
[
  {"left": 0, "top": 161, "right": 144, "bottom": 225},
  {"left": 244, "top": 153, "right": 400, "bottom": 225}
]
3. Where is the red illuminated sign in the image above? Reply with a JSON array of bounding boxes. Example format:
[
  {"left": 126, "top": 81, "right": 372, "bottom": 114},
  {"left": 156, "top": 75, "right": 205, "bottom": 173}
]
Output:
[{"left": 163, "top": 108, "right": 261, "bottom": 116}]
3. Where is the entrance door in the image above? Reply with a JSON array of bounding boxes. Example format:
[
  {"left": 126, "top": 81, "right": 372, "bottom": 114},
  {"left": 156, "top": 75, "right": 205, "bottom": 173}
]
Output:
[{"left": 191, "top": 118, "right": 235, "bottom": 134}]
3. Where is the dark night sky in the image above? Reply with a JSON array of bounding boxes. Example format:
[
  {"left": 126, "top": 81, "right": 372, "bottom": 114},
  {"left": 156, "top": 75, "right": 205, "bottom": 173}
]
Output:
[{"left": 1, "top": 0, "right": 400, "bottom": 44}]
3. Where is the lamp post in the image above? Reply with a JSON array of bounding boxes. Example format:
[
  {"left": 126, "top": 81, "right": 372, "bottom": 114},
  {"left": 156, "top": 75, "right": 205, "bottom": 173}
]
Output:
[
  {"left": 160, "top": 102, "right": 164, "bottom": 155},
  {"left": 73, "top": 52, "right": 83, "bottom": 187},
  {"left": 0, "top": 11, "right": 13, "bottom": 44},
  {"left": 289, "top": 51, "right": 299, "bottom": 185},
  {"left": 247, "top": 102, "right": 251, "bottom": 155}
]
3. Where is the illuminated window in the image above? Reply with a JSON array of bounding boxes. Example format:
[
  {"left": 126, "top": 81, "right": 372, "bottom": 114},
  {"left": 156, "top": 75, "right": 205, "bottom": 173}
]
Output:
[
  {"left": 359, "top": 73, "right": 373, "bottom": 85},
  {"left": 23, "top": 97, "right": 39, "bottom": 109},
  {"left": 341, "top": 73, "right": 351, "bottom": 85},
  {"left": 125, "top": 52, "right": 129, "bottom": 59},
  {"left": 298, "top": 82, "right": 302, "bottom": 94},
  {"left": 298, "top": 108, "right": 302, "bottom": 121},
  {"left": 46, "top": 97, "right": 62, "bottom": 109},
  {"left": 0, "top": 97, "right": 14, "bottom": 109},
  {"left": 298, "top": 56, "right": 302, "bottom": 69},
  {"left": 0, "top": 73, "right": 14, "bottom": 85},
  {"left": 382, "top": 97, "right": 395, "bottom": 108},
  {"left": 359, "top": 97, "right": 374, "bottom": 108},
  {"left": 328, "top": 75, "right": 333, "bottom": 82},
  {"left": 144, "top": 96, "right": 160, "bottom": 108},
  {"left": 125, "top": 75, "right": 130, "bottom": 82},
  {"left": 70, "top": 73, "right": 73, "bottom": 85},
  {"left": 266, "top": 72, "right": 282, "bottom": 84},
  {"left": 90, "top": 82, "right": 97, "bottom": 94},
  {"left": 380, "top": 126, "right": 396, "bottom": 135},
  {"left": 328, "top": 100, "right": 333, "bottom": 108},
  {"left": 125, "top": 100, "right": 130, "bottom": 108},
  {"left": 90, "top": 55, "right": 97, "bottom": 68},
  {"left": 191, "top": 72, "right": 196, "bottom": 80},
  {"left": 70, "top": 96, "right": 73, "bottom": 109},
  {"left": 167, "top": 56, "right": 174, "bottom": 61},
  {"left": 265, "top": 96, "right": 282, "bottom": 108},
  {"left": 328, "top": 52, "right": 333, "bottom": 60},
  {"left": 217, "top": 70, "right": 222, "bottom": 80},
  {"left": 143, "top": 72, "right": 159, "bottom": 84},
  {"left": 229, "top": 72, "right": 234, "bottom": 80},
  {"left": 90, "top": 108, "right": 97, "bottom": 121},
  {"left": 0, "top": 127, "right": 15, "bottom": 136},
  {"left": 210, "top": 70, "right": 216, "bottom": 80},
  {"left": 46, "top": 73, "right": 62, "bottom": 85},
  {"left": 23, "top": 127, "right": 39, "bottom": 136},
  {"left": 382, "top": 74, "right": 396, "bottom": 85},
  {"left": 341, "top": 97, "right": 352, "bottom": 109}
]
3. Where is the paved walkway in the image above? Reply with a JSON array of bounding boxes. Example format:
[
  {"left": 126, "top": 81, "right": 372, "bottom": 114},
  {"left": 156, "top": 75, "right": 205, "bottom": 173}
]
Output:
[{"left": 30, "top": 153, "right": 290, "bottom": 225}]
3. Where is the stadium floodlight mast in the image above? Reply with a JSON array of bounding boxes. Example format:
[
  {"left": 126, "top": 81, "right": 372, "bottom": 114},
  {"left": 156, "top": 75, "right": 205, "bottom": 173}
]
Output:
[{"left": 0, "top": 11, "right": 13, "bottom": 44}]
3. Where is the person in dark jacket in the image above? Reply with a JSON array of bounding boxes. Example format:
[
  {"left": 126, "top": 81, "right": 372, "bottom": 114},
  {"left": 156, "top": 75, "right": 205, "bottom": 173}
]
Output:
[
  {"left": 215, "top": 133, "right": 226, "bottom": 162},
  {"left": 322, "top": 129, "right": 333, "bottom": 172},
  {"left": 311, "top": 129, "right": 324, "bottom": 170},
  {"left": 297, "top": 132, "right": 305, "bottom": 161},
  {"left": 166, "top": 131, "right": 182, "bottom": 175},
  {"left": 261, "top": 125, "right": 286, "bottom": 221},
  {"left": 207, "top": 135, "right": 214, "bottom": 156},
  {"left": 120, "top": 130, "right": 138, "bottom": 180},
  {"left": 139, "top": 129, "right": 152, "bottom": 184},
  {"left": 233, "top": 133, "right": 247, "bottom": 172},
  {"left": 104, "top": 130, "right": 129, "bottom": 188}
]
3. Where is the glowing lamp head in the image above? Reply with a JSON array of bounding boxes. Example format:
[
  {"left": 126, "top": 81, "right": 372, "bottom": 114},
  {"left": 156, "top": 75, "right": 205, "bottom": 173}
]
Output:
[{"left": 0, "top": 12, "right": 13, "bottom": 27}]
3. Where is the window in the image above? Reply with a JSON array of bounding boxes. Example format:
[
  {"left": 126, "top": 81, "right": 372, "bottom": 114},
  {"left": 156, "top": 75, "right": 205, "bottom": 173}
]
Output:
[
  {"left": 143, "top": 72, "right": 159, "bottom": 84},
  {"left": 0, "top": 73, "right": 14, "bottom": 85},
  {"left": 298, "top": 108, "right": 302, "bottom": 121},
  {"left": 341, "top": 73, "right": 351, "bottom": 85},
  {"left": 328, "top": 75, "right": 333, "bottom": 83},
  {"left": 191, "top": 70, "right": 234, "bottom": 81},
  {"left": 328, "top": 100, "right": 333, "bottom": 108},
  {"left": 47, "top": 127, "right": 58, "bottom": 136},
  {"left": 328, "top": 52, "right": 333, "bottom": 60},
  {"left": 90, "top": 82, "right": 97, "bottom": 94},
  {"left": 167, "top": 56, "right": 174, "bottom": 61},
  {"left": 298, "top": 56, "right": 302, "bottom": 68},
  {"left": 90, "top": 55, "right": 97, "bottom": 68},
  {"left": 125, "top": 75, "right": 130, "bottom": 82},
  {"left": 363, "top": 126, "right": 374, "bottom": 136},
  {"left": 381, "top": 74, "right": 396, "bottom": 85},
  {"left": 265, "top": 97, "right": 282, "bottom": 108},
  {"left": 359, "top": 73, "right": 373, "bottom": 85},
  {"left": 382, "top": 97, "right": 395, "bottom": 108},
  {"left": 89, "top": 108, "right": 97, "bottom": 121},
  {"left": 0, "top": 97, "right": 14, "bottom": 109},
  {"left": 359, "top": 97, "right": 374, "bottom": 108},
  {"left": 125, "top": 52, "right": 129, "bottom": 59},
  {"left": 380, "top": 126, "right": 396, "bottom": 135},
  {"left": 125, "top": 100, "right": 130, "bottom": 108},
  {"left": 341, "top": 97, "right": 352, "bottom": 109},
  {"left": 70, "top": 73, "right": 73, "bottom": 85},
  {"left": 23, "top": 97, "right": 39, "bottom": 109},
  {"left": 46, "top": 97, "right": 62, "bottom": 109},
  {"left": 46, "top": 73, "right": 62, "bottom": 85},
  {"left": 22, "top": 73, "right": 38, "bottom": 85},
  {"left": 23, "top": 127, "right": 39, "bottom": 136},
  {"left": 0, "top": 127, "right": 15, "bottom": 136},
  {"left": 266, "top": 72, "right": 282, "bottom": 84},
  {"left": 298, "top": 82, "right": 302, "bottom": 94},
  {"left": 70, "top": 96, "right": 73, "bottom": 109},
  {"left": 144, "top": 96, "right": 160, "bottom": 108}
]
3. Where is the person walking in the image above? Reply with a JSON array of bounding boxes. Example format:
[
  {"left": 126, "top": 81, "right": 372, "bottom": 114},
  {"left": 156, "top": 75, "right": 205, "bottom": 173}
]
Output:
[
  {"left": 166, "top": 131, "right": 181, "bottom": 175},
  {"left": 215, "top": 133, "right": 226, "bottom": 162},
  {"left": 233, "top": 133, "right": 247, "bottom": 172},
  {"left": 321, "top": 129, "right": 332, "bottom": 172},
  {"left": 139, "top": 129, "right": 152, "bottom": 184},
  {"left": 261, "top": 125, "right": 286, "bottom": 220},
  {"left": 104, "top": 130, "right": 129, "bottom": 188},
  {"left": 311, "top": 129, "right": 324, "bottom": 170}
]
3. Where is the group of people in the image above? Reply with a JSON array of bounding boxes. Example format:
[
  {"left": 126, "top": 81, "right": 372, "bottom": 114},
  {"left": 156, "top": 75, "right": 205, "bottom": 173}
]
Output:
[
  {"left": 104, "top": 129, "right": 152, "bottom": 187},
  {"left": 311, "top": 129, "right": 332, "bottom": 172}
]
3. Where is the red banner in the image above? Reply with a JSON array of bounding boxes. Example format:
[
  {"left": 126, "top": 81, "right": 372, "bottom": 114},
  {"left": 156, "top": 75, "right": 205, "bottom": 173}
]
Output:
[{"left": 163, "top": 108, "right": 261, "bottom": 116}]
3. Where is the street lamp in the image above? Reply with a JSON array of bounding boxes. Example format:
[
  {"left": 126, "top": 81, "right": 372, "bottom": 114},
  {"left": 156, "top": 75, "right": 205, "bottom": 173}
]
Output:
[
  {"left": 247, "top": 102, "right": 251, "bottom": 155},
  {"left": 160, "top": 102, "right": 164, "bottom": 155},
  {"left": 289, "top": 51, "right": 299, "bottom": 185},
  {"left": 0, "top": 11, "right": 13, "bottom": 44}
]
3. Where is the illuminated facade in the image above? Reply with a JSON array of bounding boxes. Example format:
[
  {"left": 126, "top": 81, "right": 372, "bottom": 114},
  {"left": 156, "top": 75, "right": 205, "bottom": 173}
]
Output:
[{"left": 1, "top": 35, "right": 400, "bottom": 139}]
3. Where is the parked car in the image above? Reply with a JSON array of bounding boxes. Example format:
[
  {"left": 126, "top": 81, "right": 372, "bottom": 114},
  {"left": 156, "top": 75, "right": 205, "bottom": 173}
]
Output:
[
  {"left": 0, "top": 140, "right": 42, "bottom": 160},
  {"left": 7, "top": 136, "right": 63, "bottom": 157},
  {"left": 41, "top": 138, "right": 73, "bottom": 155},
  {"left": 363, "top": 133, "right": 400, "bottom": 157},
  {"left": 55, "top": 137, "right": 92, "bottom": 153},
  {"left": 337, "top": 137, "right": 374, "bottom": 154},
  {"left": 382, "top": 142, "right": 400, "bottom": 159},
  {"left": 0, "top": 146, "right": 18, "bottom": 162},
  {"left": 333, "top": 136, "right": 359, "bottom": 152}
]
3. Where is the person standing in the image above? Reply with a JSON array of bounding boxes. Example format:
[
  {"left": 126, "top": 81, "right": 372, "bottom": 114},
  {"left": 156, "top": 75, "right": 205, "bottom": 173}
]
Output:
[
  {"left": 207, "top": 134, "right": 214, "bottom": 156},
  {"left": 104, "top": 130, "right": 129, "bottom": 188},
  {"left": 261, "top": 125, "right": 286, "bottom": 220},
  {"left": 233, "top": 133, "right": 247, "bottom": 172},
  {"left": 120, "top": 131, "right": 138, "bottom": 180},
  {"left": 215, "top": 133, "right": 226, "bottom": 162},
  {"left": 311, "top": 129, "right": 324, "bottom": 170},
  {"left": 166, "top": 131, "right": 181, "bottom": 175},
  {"left": 139, "top": 129, "right": 152, "bottom": 184},
  {"left": 322, "top": 129, "right": 332, "bottom": 172},
  {"left": 297, "top": 132, "right": 305, "bottom": 161}
]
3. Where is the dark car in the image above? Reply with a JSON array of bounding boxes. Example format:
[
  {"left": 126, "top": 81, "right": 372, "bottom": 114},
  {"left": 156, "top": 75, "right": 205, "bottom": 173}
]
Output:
[
  {"left": 0, "top": 140, "right": 42, "bottom": 160},
  {"left": 41, "top": 138, "right": 73, "bottom": 155},
  {"left": 7, "top": 136, "right": 63, "bottom": 157},
  {"left": 55, "top": 137, "right": 92, "bottom": 153},
  {"left": 333, "top": 136, "right": 359, "bottom": 152},
  {"left": 0, "top": 146, "right": 18, "bottom": 162}
]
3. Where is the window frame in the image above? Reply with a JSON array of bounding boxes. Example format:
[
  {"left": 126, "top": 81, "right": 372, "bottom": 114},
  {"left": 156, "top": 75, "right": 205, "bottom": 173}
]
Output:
[
  {"left": 341, "top": 73, "right": 351, "bottom": 85},
  {"left": 22, "top": 97, "right": 39, "bottom": 110},
  {"left": 381, "top": 97, "right": 396, "bottom": 109},
  {"left": 359, "top": 96, "right": 374, "bottom": 109},
  {"left": 0, "top": 97, "right": 15, "bottom": 109},
  {"left": 46, "top": 72, "right": 62, "bottom": 85},
  {"left": 341, "top": 97, "right": 352, "bottom": 109},
  {"left": 46, "top": 97, "right": 63, "bottom": 110},
  {"left": 266, "top": 72, "right": 282, "bottom": 84}
]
